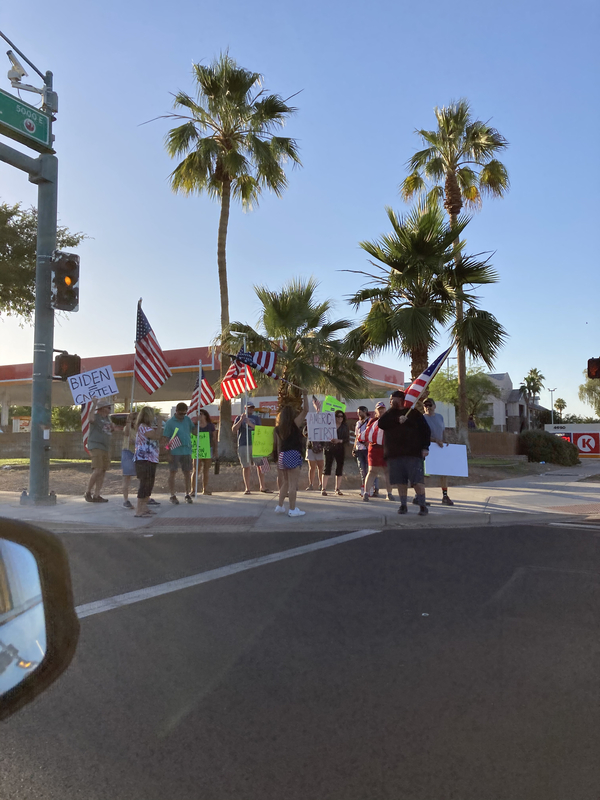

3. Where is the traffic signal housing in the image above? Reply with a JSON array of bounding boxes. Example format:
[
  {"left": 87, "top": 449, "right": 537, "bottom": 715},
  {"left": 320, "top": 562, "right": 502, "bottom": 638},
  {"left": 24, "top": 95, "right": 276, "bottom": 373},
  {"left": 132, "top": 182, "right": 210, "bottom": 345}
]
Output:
[
  {"left": 588, "top": 358, "right": 600, "bottom": 380},
  {"left": 51, "top": 251, "right": 80, "bottom": 312},
  {"left": 54, "top": 353, "right": 81, "bottom": 381}
]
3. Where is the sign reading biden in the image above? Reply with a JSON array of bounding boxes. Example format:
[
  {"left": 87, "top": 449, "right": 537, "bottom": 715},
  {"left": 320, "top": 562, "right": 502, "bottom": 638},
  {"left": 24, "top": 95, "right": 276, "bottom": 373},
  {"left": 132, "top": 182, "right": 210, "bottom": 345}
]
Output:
[{"left": 67, "top": 366, "right": 119, "bottom": 405}]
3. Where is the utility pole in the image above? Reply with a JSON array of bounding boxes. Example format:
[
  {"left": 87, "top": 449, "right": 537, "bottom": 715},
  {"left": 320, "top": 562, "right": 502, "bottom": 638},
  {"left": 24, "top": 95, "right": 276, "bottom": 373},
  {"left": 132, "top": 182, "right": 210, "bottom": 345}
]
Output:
[{"left": 0, "top": 32, "right": 59, "bottom": 503}]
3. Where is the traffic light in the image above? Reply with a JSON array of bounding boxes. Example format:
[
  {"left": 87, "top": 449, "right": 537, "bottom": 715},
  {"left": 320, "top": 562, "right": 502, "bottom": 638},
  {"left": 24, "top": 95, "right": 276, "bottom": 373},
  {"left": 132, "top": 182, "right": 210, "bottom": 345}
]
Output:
[
  {"left": 51, "top": 251, "right": 80, "bottom": 311},
  {"left": 54, "top": 353, "right": 81, "bottom": 381},
  {"left": 588, "top": 358, "right": 600, "bottom": 380}
]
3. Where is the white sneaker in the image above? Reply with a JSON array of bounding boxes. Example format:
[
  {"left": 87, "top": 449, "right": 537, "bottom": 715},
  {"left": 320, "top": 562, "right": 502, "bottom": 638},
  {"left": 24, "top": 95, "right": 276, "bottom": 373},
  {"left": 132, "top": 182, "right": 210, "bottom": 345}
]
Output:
[
  {"left": 274, "top": 505, "right": 286, "bottom": 513},
  {"left": 288, "top": 507, "right": 306, "bottom": 517}
]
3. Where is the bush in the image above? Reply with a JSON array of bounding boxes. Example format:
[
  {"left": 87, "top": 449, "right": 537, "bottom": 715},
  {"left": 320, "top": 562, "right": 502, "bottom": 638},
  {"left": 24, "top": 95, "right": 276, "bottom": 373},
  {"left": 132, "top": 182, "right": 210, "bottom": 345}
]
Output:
[{"left": 518, "top": 430, "right": 580, "bottom": 466}]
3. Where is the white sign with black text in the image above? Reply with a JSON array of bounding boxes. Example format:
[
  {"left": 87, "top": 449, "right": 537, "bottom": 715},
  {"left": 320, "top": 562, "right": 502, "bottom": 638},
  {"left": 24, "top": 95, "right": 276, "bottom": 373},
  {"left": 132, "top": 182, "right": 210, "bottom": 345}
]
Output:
[
  {"left": 306, "top": 411, "right": 337, "bottom": 442},
  {"left": 67, "top": 366, "right": 119, "bottom": 405}
]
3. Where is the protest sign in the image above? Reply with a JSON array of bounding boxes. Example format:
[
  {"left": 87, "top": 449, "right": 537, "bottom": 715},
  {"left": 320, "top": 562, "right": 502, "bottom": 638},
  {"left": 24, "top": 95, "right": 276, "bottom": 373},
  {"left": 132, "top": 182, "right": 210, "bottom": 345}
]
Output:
[
  {"left": 67, "top": 366, "right": 118, "bottom": 405},
  {"left": 252, "top": 426, "right": 274, "bottom": 457},
  {"left": 321, "top": 396, "right": 346, "bottom": 413},
  {"left": 190, "top": 431, "right": 211, "bottom": 459},
  {"left": 424, "top": 443, "right": 468, "bottom": 477},
  {"left": 306, "top": 411, "right": 337, "bottom": 442}
]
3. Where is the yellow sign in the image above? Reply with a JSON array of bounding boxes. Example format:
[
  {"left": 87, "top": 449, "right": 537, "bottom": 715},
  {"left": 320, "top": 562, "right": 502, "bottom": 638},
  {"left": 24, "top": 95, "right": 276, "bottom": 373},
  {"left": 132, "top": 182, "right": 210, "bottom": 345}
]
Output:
[{"left": 252, "top": 425, "right": 274, "bottom": 457}]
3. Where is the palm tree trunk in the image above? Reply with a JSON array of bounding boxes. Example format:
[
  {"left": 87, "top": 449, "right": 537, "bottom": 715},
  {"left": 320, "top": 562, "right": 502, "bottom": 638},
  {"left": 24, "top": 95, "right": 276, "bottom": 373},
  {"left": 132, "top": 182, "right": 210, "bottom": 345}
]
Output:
[
  {"left": 216, "top": 179, "right": 235, "bottom": 459},
  {"left": 411, "top": 344, "right": 429, "bottom": 382},
  {"left": 448, "top": 204, "right": 469, "bottom": 450}
]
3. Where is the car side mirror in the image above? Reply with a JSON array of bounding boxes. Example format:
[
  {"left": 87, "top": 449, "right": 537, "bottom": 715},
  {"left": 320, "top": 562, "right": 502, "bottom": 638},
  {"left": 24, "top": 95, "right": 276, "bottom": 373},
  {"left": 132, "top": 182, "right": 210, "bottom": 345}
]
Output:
[{"left": 0, "top": 519, "right": 79, "bottom": 721}]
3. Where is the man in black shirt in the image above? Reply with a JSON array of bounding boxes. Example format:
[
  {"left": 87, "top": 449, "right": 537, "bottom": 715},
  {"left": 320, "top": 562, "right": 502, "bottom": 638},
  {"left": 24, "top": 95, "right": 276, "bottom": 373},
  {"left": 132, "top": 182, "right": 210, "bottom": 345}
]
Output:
[{"left": 377, "top": 390, "right": 431, "bottom": 516}]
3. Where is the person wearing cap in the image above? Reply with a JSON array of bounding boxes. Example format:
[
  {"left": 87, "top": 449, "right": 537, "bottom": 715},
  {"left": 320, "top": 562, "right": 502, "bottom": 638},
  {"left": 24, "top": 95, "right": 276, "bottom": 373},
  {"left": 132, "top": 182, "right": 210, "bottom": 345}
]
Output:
[
  {"left": 85, "top": 397, "right": 121, "bottom": 503},
  {"left": 361, "top": 402, "right": 393, "bottom": 502},
  {"left": 422, "top": 398, "right": 454, "bottom": 506},
  {"left": 232, "top": 401, "right": 272, "bottom": 495},
  {"left": 377, "top": 390, "right": 431, "bottom": 516}
]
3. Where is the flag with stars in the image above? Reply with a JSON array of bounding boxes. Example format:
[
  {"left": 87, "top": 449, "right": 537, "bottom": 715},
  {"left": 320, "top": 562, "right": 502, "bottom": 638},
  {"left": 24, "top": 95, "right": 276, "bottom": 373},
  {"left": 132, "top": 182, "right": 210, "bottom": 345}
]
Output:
[{"left": 134, "top": 304, "right": 172, "bottom": 394}]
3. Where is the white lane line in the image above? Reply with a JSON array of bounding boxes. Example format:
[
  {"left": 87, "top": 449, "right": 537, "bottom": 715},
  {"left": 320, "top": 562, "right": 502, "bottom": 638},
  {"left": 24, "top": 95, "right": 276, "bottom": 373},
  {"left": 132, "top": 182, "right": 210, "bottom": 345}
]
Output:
[
  {"left": 549, "top": 522, "right": 600, "bottom": 531},
  {"left": 75, "top": 529, "right": 382, "bottom": 619}
]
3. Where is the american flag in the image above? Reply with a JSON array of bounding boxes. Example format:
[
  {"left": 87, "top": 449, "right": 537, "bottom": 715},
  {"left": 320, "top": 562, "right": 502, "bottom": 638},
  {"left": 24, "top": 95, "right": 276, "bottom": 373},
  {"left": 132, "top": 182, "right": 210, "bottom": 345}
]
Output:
[
  {"left": 361, "top": 418, "right": 384, "bottom": 446},
  {"left": 81, "top": 402, "right": 93, "bottom": 454},
  {"left": 221, "top": 360, "right": 257, "bottom": 401},
  {"left": 188, "top": 369, "right": 216, "bottom": 417},
  {"left": 231, "top": 349, "right": 279, "bottom": 380},
  {"left": 403, "top": 346, "right": 453, "bottom": 408},
  {"left": 258, "top": 456, "right": 271, "bottom": 474},
  {"left": 167, "top": 432, "right": 182, "bottom": 450},
  {"left": 134, "top": 304, "right": 172, "bottom": 394}
]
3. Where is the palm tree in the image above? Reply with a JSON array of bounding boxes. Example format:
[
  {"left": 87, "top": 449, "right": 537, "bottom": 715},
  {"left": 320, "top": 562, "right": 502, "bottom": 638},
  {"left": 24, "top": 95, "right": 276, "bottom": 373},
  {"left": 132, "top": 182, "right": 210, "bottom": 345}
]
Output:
[
  {"left": 400, "top": 99, "right": 509, "bottom": 442},
  {"left": 554, "top": 398, "right": 567, "bottom": 422},
  {"left": 164, "top": 53, "right": 301, "bottom": 456},
  {"left": 225, "top": 278, "right": 368, "bottom": 411},
  {"left": 520, "top": 368, "right": 545, "bottom": 429},
  {"left": 346, "top": 202, "right": 507, "bottom": 382}
]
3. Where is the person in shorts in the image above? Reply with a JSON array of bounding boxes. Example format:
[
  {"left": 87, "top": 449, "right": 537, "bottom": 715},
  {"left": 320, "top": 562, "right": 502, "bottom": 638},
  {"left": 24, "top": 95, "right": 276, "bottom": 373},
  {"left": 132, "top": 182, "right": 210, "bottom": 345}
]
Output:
[
  {"left": 232, "top": 401, "right": 271, "bottom": 494},
  {"left": 377, "top": 390, "right": 431, "bottom": 516},
  {"left": 163, "top": 402, "right": 196, "bottom": 504},
  {"left": 423, "top": 398, "right": 454, "bottom": 506},
  {"left": 85, "top": 398, "right": 121, "bottom": 503}
]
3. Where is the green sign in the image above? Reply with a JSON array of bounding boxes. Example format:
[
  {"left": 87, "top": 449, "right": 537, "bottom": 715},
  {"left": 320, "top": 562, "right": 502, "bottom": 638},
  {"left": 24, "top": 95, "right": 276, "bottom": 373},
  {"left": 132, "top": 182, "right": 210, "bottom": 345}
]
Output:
[
  {"left": 0, "top": 88, "right": 52, "bottom": 153},
  {"left": 191, "top": 431, "right": 211, "bottom": 459},
  {"left": 252, "top": 426, "right": 274, "bottom": 457},
  {"left": 321, "top": 395, "right": 346, "bottom": 413}
]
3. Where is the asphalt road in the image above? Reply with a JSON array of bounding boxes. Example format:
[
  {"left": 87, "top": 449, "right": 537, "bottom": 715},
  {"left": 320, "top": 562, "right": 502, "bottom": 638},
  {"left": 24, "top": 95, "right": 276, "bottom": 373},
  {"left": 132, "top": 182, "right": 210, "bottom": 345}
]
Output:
[{"left": 1, "top": 522, "right": 600, "bottom": 800}]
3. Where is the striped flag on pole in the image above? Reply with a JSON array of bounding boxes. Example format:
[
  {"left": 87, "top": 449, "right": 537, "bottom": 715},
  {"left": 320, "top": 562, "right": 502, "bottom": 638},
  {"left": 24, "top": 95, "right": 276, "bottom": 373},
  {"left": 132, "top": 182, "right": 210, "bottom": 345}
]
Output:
[
  {"left": 134, "top": 304, "right": 172, "bottom": 394},
  {"left": 221, "top": 361, "right": 257, "bottom": 401},
  {"left": 403, "top": 346, "right": 454, "bottom": 408},
  {"left": 188, "top": 369, "right": 216, "bottom": 417},
  {"left": 227, "top": 349, "right": 279, "bottom": 380},
  {"left": 81, "top": 402, "right": 93, "bottom": 454}
]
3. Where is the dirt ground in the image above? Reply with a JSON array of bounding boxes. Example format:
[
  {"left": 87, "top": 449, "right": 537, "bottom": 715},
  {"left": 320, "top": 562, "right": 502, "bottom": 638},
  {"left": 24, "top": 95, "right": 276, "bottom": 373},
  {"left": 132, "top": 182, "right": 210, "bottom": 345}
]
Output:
[{"left": 0, "top": 458, "right": 564, "bottom": 498}]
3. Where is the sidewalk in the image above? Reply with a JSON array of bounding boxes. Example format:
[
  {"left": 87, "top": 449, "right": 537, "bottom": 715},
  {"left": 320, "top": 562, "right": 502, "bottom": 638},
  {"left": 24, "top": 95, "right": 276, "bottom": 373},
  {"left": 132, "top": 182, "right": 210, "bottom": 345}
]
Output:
[{"left": 1, "top": 461, "right": 600, "bottom": 534}]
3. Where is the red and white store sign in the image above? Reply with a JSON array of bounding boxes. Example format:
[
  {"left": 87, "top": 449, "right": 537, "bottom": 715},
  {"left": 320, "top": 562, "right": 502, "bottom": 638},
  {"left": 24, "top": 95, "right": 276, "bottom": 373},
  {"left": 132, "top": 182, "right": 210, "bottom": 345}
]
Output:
[{"left": 573, "top": 432, "right": 600, "bottom": 455}]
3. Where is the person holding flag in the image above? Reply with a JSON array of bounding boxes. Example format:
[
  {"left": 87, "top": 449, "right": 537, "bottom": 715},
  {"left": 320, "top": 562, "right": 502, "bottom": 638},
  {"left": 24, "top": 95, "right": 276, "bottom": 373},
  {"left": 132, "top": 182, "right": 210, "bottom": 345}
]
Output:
[
  {"left": 162, "top": 403, "right": 196, "bottom": 504},
  {"left": 377, "top": 390, "right": 431, "bottom": 516}
]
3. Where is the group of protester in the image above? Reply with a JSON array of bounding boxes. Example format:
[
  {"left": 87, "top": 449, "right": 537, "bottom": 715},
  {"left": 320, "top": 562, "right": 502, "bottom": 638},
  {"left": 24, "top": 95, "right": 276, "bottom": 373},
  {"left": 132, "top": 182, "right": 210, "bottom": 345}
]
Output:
[
  {"left": 270, "top": 390, "right": 453, "bottom": 517},
  {"left": 83, "top": 388, "right": 453, "bottom": 519},
  {"left": 84, "top": 399, "right": 218, "bottom": 518}
]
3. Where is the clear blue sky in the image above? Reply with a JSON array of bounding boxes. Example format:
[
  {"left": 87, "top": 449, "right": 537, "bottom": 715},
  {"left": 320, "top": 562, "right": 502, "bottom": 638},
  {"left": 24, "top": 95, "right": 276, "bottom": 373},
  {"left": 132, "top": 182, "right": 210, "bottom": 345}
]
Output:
[{"left": 1, "top": 0, "right": 599, "bottom": 416}]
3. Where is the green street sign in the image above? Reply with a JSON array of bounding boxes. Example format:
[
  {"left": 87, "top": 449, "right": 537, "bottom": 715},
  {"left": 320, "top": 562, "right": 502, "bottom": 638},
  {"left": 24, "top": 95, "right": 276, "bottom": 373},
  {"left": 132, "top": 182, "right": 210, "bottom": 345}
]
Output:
[{"left": 0, "top": 88, "right": 52, "bottom": 153}]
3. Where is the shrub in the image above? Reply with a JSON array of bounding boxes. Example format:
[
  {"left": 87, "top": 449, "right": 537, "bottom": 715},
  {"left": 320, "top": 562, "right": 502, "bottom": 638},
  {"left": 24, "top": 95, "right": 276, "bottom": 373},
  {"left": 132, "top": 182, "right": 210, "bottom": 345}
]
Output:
[{"left": 518, "top": 430, "right": 580, "bottom": 466}]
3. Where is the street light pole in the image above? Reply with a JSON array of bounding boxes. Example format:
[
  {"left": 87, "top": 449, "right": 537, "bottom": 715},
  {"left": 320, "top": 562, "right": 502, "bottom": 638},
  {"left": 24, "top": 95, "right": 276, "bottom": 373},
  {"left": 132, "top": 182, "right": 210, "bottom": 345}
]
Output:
[{"left": 549, "top": 387, "right": 557, "bottom": 424}]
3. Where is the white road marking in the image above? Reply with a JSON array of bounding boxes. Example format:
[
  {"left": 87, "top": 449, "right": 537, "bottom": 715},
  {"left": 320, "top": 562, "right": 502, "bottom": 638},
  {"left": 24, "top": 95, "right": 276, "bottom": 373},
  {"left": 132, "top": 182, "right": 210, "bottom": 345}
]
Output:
[
  {"left": 75, "top": 529, "right": 382, "bottom": 619},
  {"left": 549, "top": 522, "right": 600, "bottom": 531}
]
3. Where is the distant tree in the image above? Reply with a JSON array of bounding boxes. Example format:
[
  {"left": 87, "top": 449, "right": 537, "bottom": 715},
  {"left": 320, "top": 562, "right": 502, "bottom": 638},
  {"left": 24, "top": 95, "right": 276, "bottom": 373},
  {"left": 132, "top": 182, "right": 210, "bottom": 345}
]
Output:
[
  {"left": 225, "top": 278, "right": 367, "bottom": 411},
  {"left": 563, "top": 413, "right": 600, "bottom": 425},
  {"left": 51, "top": 406, "right": 82, "bottom": 431},
  {"left": 429, "top": 365, "right": 501, "bottom": 426},
  {"left": 0, "top": 201, "right": 86, "bottom": 322},
  {"left": 554, "top": 397, "right": 567, "bottom": 421},
  {"left": 400, "top": 99, "right": 509, "bottom": 443},
  {"left": 163, "top": 53, "right": 301, "bottom": 457},
  {"left": 519, "top": 368, "right": 546, "bottom": 430},
  {"left": 578, "top": 371, "right": 600, "bottom": 417}
]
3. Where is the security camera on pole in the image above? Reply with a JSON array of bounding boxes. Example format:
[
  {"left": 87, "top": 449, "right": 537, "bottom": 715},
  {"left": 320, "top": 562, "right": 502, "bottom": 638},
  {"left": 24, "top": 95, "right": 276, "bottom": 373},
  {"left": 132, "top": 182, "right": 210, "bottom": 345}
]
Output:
[{"left": 0, "top": 30, "right": 66, "bottom": 504}]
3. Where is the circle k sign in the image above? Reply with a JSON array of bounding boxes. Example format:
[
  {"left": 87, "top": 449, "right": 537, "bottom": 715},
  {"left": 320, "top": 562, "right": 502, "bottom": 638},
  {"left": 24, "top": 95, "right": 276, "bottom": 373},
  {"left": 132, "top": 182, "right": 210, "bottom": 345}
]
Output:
[{"left": 574, "top": 433, "right": 600, "bottom": 455}]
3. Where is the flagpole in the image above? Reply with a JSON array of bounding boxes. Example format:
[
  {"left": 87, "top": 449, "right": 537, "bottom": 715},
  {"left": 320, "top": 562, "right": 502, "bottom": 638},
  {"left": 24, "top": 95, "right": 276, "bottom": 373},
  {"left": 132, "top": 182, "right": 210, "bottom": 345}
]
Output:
[{"left": 130, "top": 298, "right": 142, "bottom": 412}]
